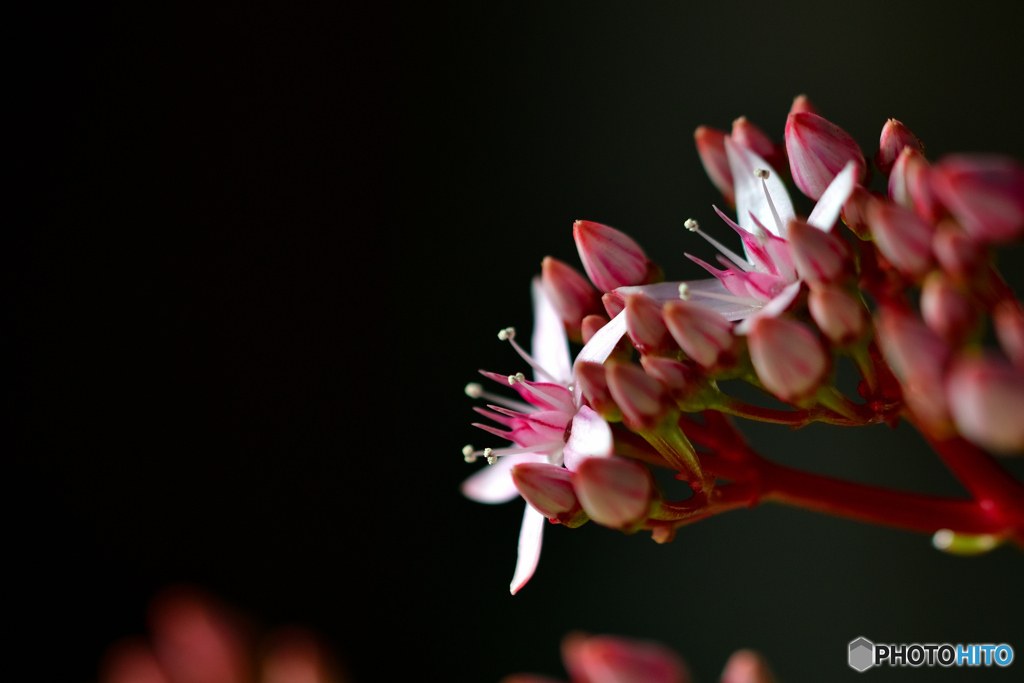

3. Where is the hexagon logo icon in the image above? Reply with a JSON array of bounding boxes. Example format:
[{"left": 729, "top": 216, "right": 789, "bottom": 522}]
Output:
[{"left": 849, "top": 637, "right": 875, "bottom": 672}]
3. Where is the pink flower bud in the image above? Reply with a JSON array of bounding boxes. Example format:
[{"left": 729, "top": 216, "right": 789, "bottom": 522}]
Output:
[
  {"left": 808, "top": 286, "right": 866, "bottom": 346},
  {"left": 574, "top": 220, "right": 650, "bottom": 293},
  {"left": 875, "top": 118, "right": 923, "bottom": 176},
  {"left": 601, "top": 292, "right": 625, "bottom": 318},
  {"left": 731, "top": 116, "right": 784, "bottom": 172},
  {"left": 920, "top": 272, "right": 977, "bottom": 347},
  {"left": 876, "top": 307, "right": 951, "bottom": 428},
  {"left": 663, "top": 300, "right": 736, "bottom": 370},
  {"left": 574, "top": 458, "right": 653, "bottom": 528},
  {"left": 511, "top": 463, "right": 578, "bottom": 518},
  {"left": 786, "top": 112, "right": 866, "bottom": 200},
  {"left": 625, "top": 293, "right": 671, "bottom": 355},
  {"left": 606, "top": 361, "right": 671, "bottom": 430},
  {"left": 747, "top": 317, "right": 829, "bottom": 402},
  {"left": 787, "top": 219, "right": 852, "bottom": 285},
  {"left": 866, "top": 202, "right": 935, "bottom": 278},
  {"left": 541, "top": 256, "right": 601, "bottom": 329},
  {"left": 575, "top": 360, "right": 620, "bottom": 419},
  {"left": 581, "top": 313, "right": 609, "bottom": 344},
  {"left": 840, "top": 185, "right": 876, "bottom": 240},
  {"left": 563, "top": 634, "right": 690, "bottom": 683},
  {"left": 640, "top": 356, "right": 704, "bottom": 399},
  {"left": 946, "top": 354, "right": 1024, "bottom": 454},
  {"left": 694, "top": 126, "right": 734, "bottom": 205},
  {"left": 721, "top": 649, "right": 776, "bottom": 683},
  {"left": 789, "top": 94, "right": 819, "bottom": 116},
  {"left": 994, "top": 301, "right": 1024, "bottom": 370},
  {"left": 930, "top": 155, "right": 1024, "bottom": 243},
  {"left": 932, "top": 222, "right": 984, "bottom": 282},
  {"left": 888, "top": 147, "right": 942, "bottom": 223}
]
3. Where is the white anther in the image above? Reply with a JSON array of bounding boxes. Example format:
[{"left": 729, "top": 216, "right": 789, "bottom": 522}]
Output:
[
  {"left": 463, "top": 445, "right": 477, "bottom": 463},
  {"left": 684, "top": 218, "right": 699, "bottom": 232},
  {"left": 507, "top": 371, "right": 526, "bottom": 385},
  {"left": 678, "top": 283, "right": 690, "bottom": 300},
  {"left": 754, "top": 168, "right": 770, "bottom": 179},
  {"left": 464, "top": 383, "right": 483, "bottom": 398},
  {"left": 484, "top": 447, "right": 497, "bottom": 465},
  {"left": 497, "top": 327, "right": 516, "bottom": 341}
]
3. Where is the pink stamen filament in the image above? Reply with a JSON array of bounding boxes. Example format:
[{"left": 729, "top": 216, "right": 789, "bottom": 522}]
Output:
[{"left": 500, "top": 328, "right": 561, "bottom": 384}]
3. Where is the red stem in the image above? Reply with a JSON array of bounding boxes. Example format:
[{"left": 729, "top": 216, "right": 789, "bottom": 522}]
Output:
[{"left": 923, "top": 433, "right": 1024, "bottom": 526}]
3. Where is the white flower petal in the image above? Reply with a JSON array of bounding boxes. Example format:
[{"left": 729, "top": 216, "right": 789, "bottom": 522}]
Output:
[
  {"left": 617, "top": 279, "right": 762, "bottom": 321},
  {"left": 807, "top": 161, "right": 858, "bottom": 232},
  {"left": 461, "top": 453, "right": 545, "bottom": 504},
  {"left": 531, "top": 277, "right": 573, "bottom": 385},
  {"left": 726, "top": 137, "right": 795, "bottom": 237},
  {"left": 572, "top": 312, "right": 628, "bottom": 407},
  {"left": 510, "top": 503, "right": 545, "bottom": 594},
  {"left": 562, "top": 405, "right": 614, "bottom": 471},
  {"left": 734, "top": 280, "right": 803, "bottom": 335}
]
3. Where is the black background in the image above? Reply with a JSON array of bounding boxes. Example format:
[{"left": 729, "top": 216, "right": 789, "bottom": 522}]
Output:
[{"left": 21, "top": 2, "right": 1024, "bottom": 681}]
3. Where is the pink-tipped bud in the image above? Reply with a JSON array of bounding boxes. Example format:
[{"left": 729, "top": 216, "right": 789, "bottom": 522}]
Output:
[
  {"left": 575, "top": 360, "right": 620, "bottom": 419},
  {"left": 663, "top": 300, "right": 736, "bottom": 370},
  {"left": 563, "top": 634, "right": 689, "bottom": 683},
  {"left": 875, "top": 118, "right": 923, "bottom": 176},
  {"left": 581, "top": 313, "right": 609, "bottom": 344},
  {"left": 994, "top": 301, "right": 1024, "bottom": 370},
  {"left": 541, "top": 256, "right": 601, "bottom": 329},
  {"left": 946, "top": 354, "right": 1024, "bottom": 454},
  {"left": 574, "top": 220, "right": 650, "bottom": 293},
  {"left": 808, "top": 286, "right": 866, "bottom": 346},
  {"left": 930, "top": 155, "right": 1024, "bottom": 243},
  {"left": 721, "top": 649, "right": 776, "bottom": 683},
  {"left": 601, "top": 292, "right": 625, "bottom": 318},
  {"left": 732, "top": 116, "right": 784, "bottom": 172},
  {"left": 876, "top": 307, "right": 951, "bottom": 428},
  {"left": 606, "top": 361, "right": 671, "bottom": 430},
  {"left": 786, "top": 112, "right": 866, "bottom": 200},
  {"left": 625, "top": 293, "right": 671, "bottom": 355},
  {"left": 920, "top": 273, "right": 977, "bottom": 348},
  {"left": 511, "top": 463, "right": 579, "bottom": 518},
  {"left": 694, "top": 126, "right": 734, "bottom": 205},
  {"left": 574, "top": 458, "right": 653, "bottom": 528},
  {"left": 932, "top": 222, "right": 984, "bottom": 282},
  {"left": 866, "top": 202, "right": 935, "bottom": 279},
  {"left": 841, "top": 185, "right": 876, "bottom": 239},
  {"left": 747, "top": 317, "right": 829, "bottom": 402},
  {"left": 789, "top": 94, "right": 818, "bottom": 116},
  {"left": 640, "top": 356, "right": 704, "bottom": 399},
  {"left": 888, "top": 147, "right": 942, "bottom": 223},
  {"left": 787, "top": 219, "right": 853, "bottom": 285}
]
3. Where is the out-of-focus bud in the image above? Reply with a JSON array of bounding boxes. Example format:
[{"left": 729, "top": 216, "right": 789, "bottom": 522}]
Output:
[
  {"left": 932, "top": 221, "right": 985, "bottom": 282},
  {"left": 511, "top": 463, "right": 579, "bottom": 518},
  {"left": 606, "top": 361, "right": 671, "bottom": 430},
  {"left": 574, "top": 220, "right": 650, "bottom": 293},
  {"left": 930, "top": 155, "right": 1024, "bottom": 243},
  {"left": 875, "top": 118, "right": 923, "bottom": 176},
  {"left": 732, "top": 116, "right": 785, "bottom": 173},
  {"left": 562, "top": 633, "right": 690, "bottom": 683},
  {"left": 541, "top": 256, "right": 601, "bottom": 331},
  {"left": 866, "top": 202, "right": 935, "bottom": 279},
  {"left": 786, "top": 112, "right": 867, "bottom": 200},
  {"left": 694, "top": 126, "right": 734, "bottom": 205},
  {"left": 581, "top": 313, "right": 609, "bottom": 344},
  {"left": 920, "top": 273, "right": 977, "bottom": 347},
  {"left": 747, "top": 317, "right": 829, "bottom": 402},
  {"left": 574, "top": 457, "right": 654, "bottom": 528},
  {"left": 721, "top": 649, "right": 777, "bottom": 683},
  {"left": 787, "top": 219, "right": 853, "bottom": 285},
  {"left": 789, "top": 94, "right": 818, "bottom": 116},
  {"left": 663, "top": 300, "right": 737, "bottom": 370},
  {"left": 994, "top": 301, "right": 1024, "bottom": 370},
  {"left": 602, "top": 292, "right": 625, "bottom": 318},
  {"left": 575, "top": 360, "right": 621, "bottom": 420},
  {"left": 808, "top": 286, "right": 866, "bottom": 346},
  {"left": 640, "top": 356, "right": 704, "bottom": 398},
  {"left": 625, "top": 293, "right": 671, "bottom": 355},
  {"left": 876, "top": 307, "right": 952, "bottom": 429},
  {"left": 841, "top": 185, "right": 875, "bottom": 239},
  {"left": 147, "top": 589, "right": 249, "bottom": 683},
  {"left": 888, "top": 147, "right": 943, "bottom": 223},
  {"left": 946, "top": 354, "right": 1024, "bottom": 454}
]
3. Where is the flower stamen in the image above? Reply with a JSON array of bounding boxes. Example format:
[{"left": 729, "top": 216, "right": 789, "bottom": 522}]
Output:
[
  {"left": 756, "top": 169, "right": 785, "bottom": 235},
  {"left": 465, "top": 382, "right": 534, "bottom": 413},
  {"left": 684, "top": 218, "right": 753, "bottom": 272},
  {"left": 498, "top": 327, "right": 561, "bottom": 383}
]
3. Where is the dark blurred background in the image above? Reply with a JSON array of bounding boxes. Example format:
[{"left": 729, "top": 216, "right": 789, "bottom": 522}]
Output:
[{"left": 21, "top": 1, "right": 1024, "bottom": 681}]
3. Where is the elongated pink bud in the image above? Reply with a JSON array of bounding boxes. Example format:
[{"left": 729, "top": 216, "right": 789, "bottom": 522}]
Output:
[
  {"left": 789, "top": 94, "right": 818, "bottom": 116},
  {"left": 721, "top": 649, "right": 776, "bottom": 683},
  {"left": 563, "top": 634, "right": 689, "bottom": 683},
  {"left": 786, "top": 112, "right": 866, "bottom": 200},
  {"left": 574, "top": 220, "right": 650, "bottom": 293},
  {"left": 640, "top": 356, "right": 704, "bottom": 398},
  {"left": 808, "top": 286, "right": 866, "bottom": 346},
  {"left": 663, "top": 300, "right": 736, "bottom": 370},
  {"left": 920, "top": 273, "right": 976, "bottom": 347},
  {"left": 930, "top": 155, "right": 1024, "bottom": 243},
  {"left": 876, "top": 307, "right": 951, "bottom": 428},
  {"left": 747, "top": 317, "right": 828, "bottom": 402},
  {"left": 875, "top": 118, "right": 923, "bottom": 176},
  {"left": 541, "top": 256, "right": 601, "bottom": 329},
  {"left": 732, "top": 116, "right": 784, "bottom": 172},
  {"left": 695, "top": 126, "right": 734, "bottom": 205},
  {"left": 581, "top": 313, "right": 608, "bottom": 344},
  {"left": 888, "top": 147, "right": 942, "bottom": 223},
  {"left": 932, "top": 222, "right": 984, "bottom": 282},
  {"left": 575, "top": 360, "right": 620, "bottom": 419},
  {"left": 606, "top": 361, "right": 671, "bottom": 430},
  {"left": 787, "top": 219, "right": 852, "bottom": 285},
  {"left": 574, "top": 457, "right": 653, "bottom": 528},
  {"left": 511, "top": 463, "right": 578, "bottom": 518},
  {"left": 602, "top": 292, "right": 625, "bottom": 318},
  {"left": 946, "top": 354, "right": 1024, "bottom": 454},
  {"left": 994, "top": 301, "right": 1024, "bottom": 370},
  {"left": 625, "top": 293, "right": 671, "bottom": 355},
  {"left": 840, "top": 185, "right": 876, "bottom": 239},
  {"left": 866, "top": 202, "right": 935, "bottom": 278}
]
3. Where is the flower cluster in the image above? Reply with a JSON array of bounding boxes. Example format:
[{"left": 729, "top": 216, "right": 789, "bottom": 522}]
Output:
[{"left": 461, "top": 95, "right": 1024, "bottom": 593}]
